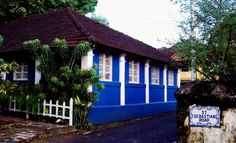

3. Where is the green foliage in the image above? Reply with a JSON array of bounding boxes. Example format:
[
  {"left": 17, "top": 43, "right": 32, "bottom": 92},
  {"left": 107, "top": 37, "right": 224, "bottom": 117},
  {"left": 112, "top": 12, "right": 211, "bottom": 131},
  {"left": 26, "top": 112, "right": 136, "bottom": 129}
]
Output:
[
  {"left": 73, "top": 66, "right": 101, "bottom": 129},
  {"left": 0, "top": 36, "right": 19, "bottom": 111},
  {"left": 9, "top": 83, "right": 46, "bottom": 114},
  {"left": 77, "top": 0, "right": 97, "bottom": 15},
  {"left": 24, "top": 38, "right": 102, "bottom": 128},
  {"left": 0, "top": 0, "right": 98, "bottom": 23},
  {"left": 0, "top": 35, "right": 3, "bottom": 46},
  {"left": 90, "top": 14, "right": 109, "bottom": 26},
  {"left": 172, "top": 0, "right": 236, "bottom": 81},
  {"left": 0, "top": 60, "right": 19, "bottom": 95},
  {"left": 72, "top": 41, "right": 92, "bottom": 64}
]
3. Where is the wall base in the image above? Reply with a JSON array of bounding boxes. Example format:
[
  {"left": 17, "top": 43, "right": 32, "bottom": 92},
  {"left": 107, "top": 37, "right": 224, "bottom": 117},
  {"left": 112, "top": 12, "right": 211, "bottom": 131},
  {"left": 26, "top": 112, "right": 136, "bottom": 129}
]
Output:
[{"left": 89, "top": 101, "right": 176, "bottom": 125}]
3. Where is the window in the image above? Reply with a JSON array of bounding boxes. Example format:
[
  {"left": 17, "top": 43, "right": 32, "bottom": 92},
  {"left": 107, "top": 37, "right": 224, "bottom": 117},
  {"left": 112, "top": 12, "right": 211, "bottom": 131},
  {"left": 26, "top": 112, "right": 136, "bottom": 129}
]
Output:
[
  {"left": 99, "top": 53, "right": 112, "bottom": 81},
  {"left": 14, "top": 64, "right": 28, "bottom": 81},
  {"left": 129, "top": 60, "right": 139, "bottom": 83},
  {"left": 151, "top": 66, "right": 159, "bottom": 84},
  {"left": 168, "top": 70, "right": 174, "bottom": 86}
]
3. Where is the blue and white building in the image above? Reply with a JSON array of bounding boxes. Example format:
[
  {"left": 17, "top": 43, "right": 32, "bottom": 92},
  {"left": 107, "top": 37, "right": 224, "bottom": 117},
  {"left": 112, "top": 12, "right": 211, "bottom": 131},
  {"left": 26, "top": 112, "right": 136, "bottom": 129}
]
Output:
[{"left": 0, "top": 9, "right": 180, "bottom": 124}]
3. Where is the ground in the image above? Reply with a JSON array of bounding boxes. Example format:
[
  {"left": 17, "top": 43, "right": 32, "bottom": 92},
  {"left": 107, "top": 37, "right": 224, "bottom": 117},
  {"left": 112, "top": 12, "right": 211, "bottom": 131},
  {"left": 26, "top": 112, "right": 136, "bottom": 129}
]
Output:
[
  {"left": 50, "top": 112, "right": 176, "bottom": 143},
  {"left": 0, "top": 114, "right": 77, "bottom": 142},
  {"left": 0, "top": 112, "right": 176, "bottom": 143}
]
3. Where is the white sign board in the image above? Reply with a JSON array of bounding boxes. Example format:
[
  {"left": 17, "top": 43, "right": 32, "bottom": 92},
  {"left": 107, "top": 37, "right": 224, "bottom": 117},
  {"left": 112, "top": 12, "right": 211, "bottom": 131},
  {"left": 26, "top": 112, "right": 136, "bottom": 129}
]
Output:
[{"left": 189, "top": 106, "right": 220, "bottom": 127}]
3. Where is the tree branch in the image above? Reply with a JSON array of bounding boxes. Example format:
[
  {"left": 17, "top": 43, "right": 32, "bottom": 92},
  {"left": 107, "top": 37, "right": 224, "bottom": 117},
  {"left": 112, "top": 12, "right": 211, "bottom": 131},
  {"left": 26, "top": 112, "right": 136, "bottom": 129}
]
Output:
[{"left": 223, "top": 25, "right": 233, "bottom": 62}]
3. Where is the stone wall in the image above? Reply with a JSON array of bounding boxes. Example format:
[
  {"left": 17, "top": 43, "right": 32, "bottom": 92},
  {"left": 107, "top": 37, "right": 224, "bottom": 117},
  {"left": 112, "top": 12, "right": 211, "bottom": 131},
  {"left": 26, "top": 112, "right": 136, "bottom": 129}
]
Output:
[{"left": 175, "top": 81, "right": 236, "bottom": 143}]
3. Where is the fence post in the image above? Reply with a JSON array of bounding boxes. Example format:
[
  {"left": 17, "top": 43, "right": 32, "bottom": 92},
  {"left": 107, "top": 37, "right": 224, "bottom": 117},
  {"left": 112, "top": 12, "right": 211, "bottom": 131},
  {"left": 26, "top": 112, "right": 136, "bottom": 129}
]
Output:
[
  {"left": 56, "top": 100, "right": 59, "bottom": 118},
  {"left": 69, "top": 98, "right": 73, "bottom": 126},
  {"left": 49, "top": 100, "right": 52, "bottom": 117},
  {"left": 43, "top": 100, "right": 46, "bottom": 116},
  {"left": 26, "top": 95, "right": 29, "bottom": 119},
  {"left": 37, "top": 99, "right": 40, "bottom": 115},
  {"left": 62, "top": 102, "right": 65, "bottom": 119}
]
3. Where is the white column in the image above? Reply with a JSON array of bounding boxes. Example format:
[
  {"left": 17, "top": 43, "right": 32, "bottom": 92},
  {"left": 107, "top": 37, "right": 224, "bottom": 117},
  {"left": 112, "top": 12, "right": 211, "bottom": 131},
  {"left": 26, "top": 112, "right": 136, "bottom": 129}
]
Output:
[
  {"left": 35, "top": 60, "right": 41, "bottom": 84},
  {"left": 119, "top": 54, "right": 126, "bottom": 106},
  {"left": 81, "top": 49, "right": 93, "bottom": 69},
  {"left": 163, "top": 65, "right": 167, "bottom": 102},
  {"left": 177, "top": 68, "right": 181, "bottom": 88},
  {"left": 145, "top": 60, "right": 150, "bottom": 104},
  {"left": 1, "top": 72, "right": 6, "bottom": 80},
  {"left": 81, "top": 49, "right": 94, "bottom": 92}
]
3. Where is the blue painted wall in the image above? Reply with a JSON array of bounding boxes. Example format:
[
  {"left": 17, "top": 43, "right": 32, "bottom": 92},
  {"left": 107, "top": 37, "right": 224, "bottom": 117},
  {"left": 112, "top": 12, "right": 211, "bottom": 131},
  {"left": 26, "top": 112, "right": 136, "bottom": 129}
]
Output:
[
  {"left": 125, "top": 83, "right": 146, "bottom": 104},
  {"left": 94, "top": 81, "right": 121, "bottom": 106},
  {"left": 125, "top": 59, "right": 145, "bottom": 104},
  {"left": 159, "top": 66, "right": 164, "bottom": 85},
  {"left": 125, "top": 59, "right": 129, "bottom": 83},
  {"left": 167, "top": 86, "right": 177, "bottom": 101},
  {"left": 112, "top": 54, "right": 119, "bottom": 81},
  {"left": 89, "top": 101, "right": 176, "bottom": 125},
  {"left": 149, "top": 85, "right": 164, "bottom": 102},
  {"left": 93, "top": 50, "right": 100, "bottom": 77},
  {"left": 90, "top": 49, "right": 178, "bottom": 124},
  {"left": 174, "top": 69, "right": 178, "bottom": 86},
  {"left": 167, "top": 69, "right": 178, "bottom": 101},
  {"left": 93, "top": 50, "right": 121, "bottom": 106},
  {"left": 139, "top": 62, "right": 144, "bottom": 83},
  {"left": 149, "top": 65, "right": 165, "bottom": 102}
]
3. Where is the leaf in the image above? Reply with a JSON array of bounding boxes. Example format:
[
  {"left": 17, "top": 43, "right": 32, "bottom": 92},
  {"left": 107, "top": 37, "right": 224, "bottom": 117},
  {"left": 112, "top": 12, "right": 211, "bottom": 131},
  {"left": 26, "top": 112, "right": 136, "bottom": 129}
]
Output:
[
  {"left": 72, "top": 41, "right": 91, "bottom": 58},
  {"left": 23, "top": 39, "right": 41, "bottom": 52},
  {"left": 0, "top": 0, "right": 98, "bottom": 23},
  {"left": 0, "top": 35, "right": 3, "bottom": 46}
]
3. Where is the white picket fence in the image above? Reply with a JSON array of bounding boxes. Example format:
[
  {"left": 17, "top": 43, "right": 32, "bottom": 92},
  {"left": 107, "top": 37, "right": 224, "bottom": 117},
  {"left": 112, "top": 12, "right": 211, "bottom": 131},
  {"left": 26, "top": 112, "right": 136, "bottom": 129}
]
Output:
[{"left": 9, "top": 97, "right": 73, "bottom": 126}]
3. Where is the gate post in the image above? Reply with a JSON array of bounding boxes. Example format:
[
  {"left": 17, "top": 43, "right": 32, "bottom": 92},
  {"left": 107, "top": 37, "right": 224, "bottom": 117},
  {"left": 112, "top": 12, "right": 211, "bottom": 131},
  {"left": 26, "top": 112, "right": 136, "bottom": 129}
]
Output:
[{"left": 175, "top": 81, "right": 236, "bottom": 143}]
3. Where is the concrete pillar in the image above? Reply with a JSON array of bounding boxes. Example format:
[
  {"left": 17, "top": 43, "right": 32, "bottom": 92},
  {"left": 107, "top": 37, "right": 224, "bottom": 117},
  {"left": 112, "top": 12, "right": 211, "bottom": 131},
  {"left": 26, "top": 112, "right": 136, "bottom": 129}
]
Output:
[
  {"left": 145, "top": 60, "right": 150, "bottom": 103},
  {"left": 81, "top": 49, "right": 94, "bottom": 92},
  {"left": 81, "top": 49, "right": 93, "bottom": 69},
  {"left": 163, "top": 65, "right": 167, "bottom": 102},
  {"left": 177, "top": 68, "right": 181, "bottom": 88},
  {"left": 35, "top": 60, "right": 41, "bottom": 84},
  {"left": 119, "top": 54, "right": 126, "bottom": 106}
]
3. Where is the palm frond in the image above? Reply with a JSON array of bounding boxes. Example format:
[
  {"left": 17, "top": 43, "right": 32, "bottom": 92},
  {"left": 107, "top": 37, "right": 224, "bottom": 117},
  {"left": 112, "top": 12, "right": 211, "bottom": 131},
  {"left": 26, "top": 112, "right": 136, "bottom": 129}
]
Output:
[
  {"left": 52, "top": 38, "right": 69, "bottom": 62},
  {"left": 72, "top": 41, "right": 91, "bottom": 59}
]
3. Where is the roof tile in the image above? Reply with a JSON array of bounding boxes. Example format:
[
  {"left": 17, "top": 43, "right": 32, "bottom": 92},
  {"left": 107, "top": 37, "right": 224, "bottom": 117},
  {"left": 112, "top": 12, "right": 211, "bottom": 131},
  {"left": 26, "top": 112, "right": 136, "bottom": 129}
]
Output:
[{"left": 0, "top": 8, "right": 173, "bottom": 63}]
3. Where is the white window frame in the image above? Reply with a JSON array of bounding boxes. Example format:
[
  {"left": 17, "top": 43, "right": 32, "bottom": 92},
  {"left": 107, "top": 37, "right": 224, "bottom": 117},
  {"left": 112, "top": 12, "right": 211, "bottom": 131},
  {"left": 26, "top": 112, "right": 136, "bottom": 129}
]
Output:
[
  {"left": 151, "top": 66, "right": 160, "bottom": 85},
  {"left": 99, "top": 53, "right": 112, "bottom": 81},
  {"left": 168, "top": 70, "right": 174, "bottom": 86},
  {"left": 13, "top": 64, "right": 28, "bottom": 81},
  {"left": 129, "top": 60, "right": 139, "bottom": 83}
]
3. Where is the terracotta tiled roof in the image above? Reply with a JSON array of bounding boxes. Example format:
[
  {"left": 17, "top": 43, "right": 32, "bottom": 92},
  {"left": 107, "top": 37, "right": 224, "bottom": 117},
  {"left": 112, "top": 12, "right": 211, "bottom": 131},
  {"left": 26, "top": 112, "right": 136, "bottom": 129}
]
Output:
[
  {"left": 0, "top": 8, "right": 173, "bottom": 63},
  {"left": 161, "top": 46, "right": 176, "bottom": 57}
]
